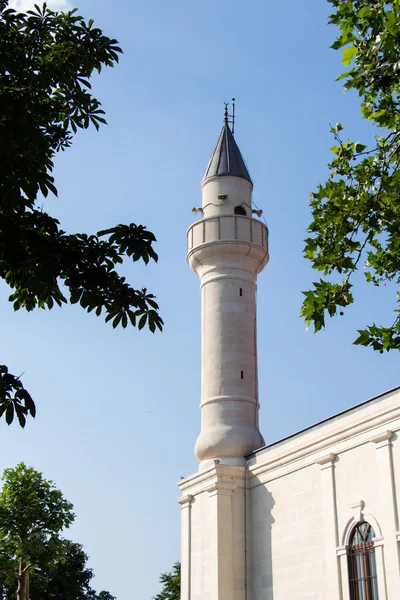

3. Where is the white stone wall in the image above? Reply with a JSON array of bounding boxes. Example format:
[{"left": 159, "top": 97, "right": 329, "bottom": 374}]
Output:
[
  {"left": 247, "top": 387, "right": 400, "bottom": 600},
  {"left": 249, "top": 463, "right": 326, "bottom": 599},
  {"left": 200, "top": 177, "right": 252, "bottom": 218}
]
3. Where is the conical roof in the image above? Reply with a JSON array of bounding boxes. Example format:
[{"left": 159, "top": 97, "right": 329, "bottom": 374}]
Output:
[{"left": 202, "top": 120, "right": 252, "bottom": 185}]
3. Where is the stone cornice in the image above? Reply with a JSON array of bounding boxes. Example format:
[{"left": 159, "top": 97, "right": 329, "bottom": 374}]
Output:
[
  {"left": 178, "top": 464, "right": 246, "bottom": 497},
  {"left": 205, "top": 481, "right": 238, "bottom": 497},
  {"left": 315, "top": 453, "right": 336, "bottom": 467},
  {"left": 248, "top": 398, "right": 400, "bottom": 484},
  {"left": 369, "top": 430, "right": 393, "bottom": 444},
  {"left": 177, "top": 494, "right": 193, "bottom": 506}
]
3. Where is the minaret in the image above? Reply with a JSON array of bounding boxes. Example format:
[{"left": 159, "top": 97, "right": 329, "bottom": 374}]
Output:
[
  {"left": 178, "top": 108, "right": 269, "bottom": 600},
  {"left": 187, "top": 106, "right": 269, "bottom": 470}
]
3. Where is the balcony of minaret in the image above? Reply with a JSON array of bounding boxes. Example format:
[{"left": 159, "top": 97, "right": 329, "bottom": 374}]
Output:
[{"left": 186, "top": 214, "right": 269, "bottom": 272}]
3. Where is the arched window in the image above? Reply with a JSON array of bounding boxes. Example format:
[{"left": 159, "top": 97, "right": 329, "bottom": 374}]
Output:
[
  {"left": 234, "top": 205, "right": 247, "bottom": 216},
  {"left": 348, "top": 521, "right": 379, "bottom": 600}
]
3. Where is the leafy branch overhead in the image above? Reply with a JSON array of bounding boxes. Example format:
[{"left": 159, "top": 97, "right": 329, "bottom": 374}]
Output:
[
  {"left": 0, "top": 1, "right": 163, "bottom": 425},
  {"left": 301, "top": 0, "right": 400, "bottom": 352},
  {"left": 0, "top": 366, "right": 35, "bottom": 428}
]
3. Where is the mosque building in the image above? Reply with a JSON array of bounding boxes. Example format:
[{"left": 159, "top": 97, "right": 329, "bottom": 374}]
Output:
[{"left": 178, "top": 107, "right": 400, "bottom": 600}]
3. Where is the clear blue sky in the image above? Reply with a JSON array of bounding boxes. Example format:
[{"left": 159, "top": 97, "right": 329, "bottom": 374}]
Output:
[{"left": 2, "top": 1, "right": 398, "bottom": 598}]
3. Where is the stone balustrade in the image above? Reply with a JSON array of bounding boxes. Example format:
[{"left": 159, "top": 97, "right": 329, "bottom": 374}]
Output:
[{"left": 187, "top": 215, "right": 268, "bottom": 253}]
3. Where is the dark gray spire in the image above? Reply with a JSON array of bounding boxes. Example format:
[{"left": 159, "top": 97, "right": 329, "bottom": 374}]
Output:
[{"left": 202, "top": 119, "right": 252, "bottom": 185}]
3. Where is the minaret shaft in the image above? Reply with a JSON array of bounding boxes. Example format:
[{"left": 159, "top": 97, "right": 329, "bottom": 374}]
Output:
[
  {"left": 187, "top": 118, "right": 268, "bottom": 470},
  {"left": 201, "top": 265, "right": 257, "bottom": 402}
]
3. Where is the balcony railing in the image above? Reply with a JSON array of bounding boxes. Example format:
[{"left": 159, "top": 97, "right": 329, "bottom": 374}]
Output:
[{"left": 187, "top": 215, "right": 268, "bottom": 253}]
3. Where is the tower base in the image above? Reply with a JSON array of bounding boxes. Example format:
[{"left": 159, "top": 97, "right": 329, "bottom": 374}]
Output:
[{"left": 178, "top": 464, "right": 247, "bottom": 600}]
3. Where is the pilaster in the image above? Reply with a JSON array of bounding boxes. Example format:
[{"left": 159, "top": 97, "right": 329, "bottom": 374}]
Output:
[
  {"left": 315, "top": 453, "right": 341, "bottom": 600},
  {"left": 178, "top": 465, "right": 246, "bottom": 600},
  {"left": 336, "top": 546, "right": 349, "bottom": 600},
  {"left": 369, "top": 430, "right": 399, "bottom": 596},
  {"left": 177, "top": 494, "right": 193, "bottom": 600},
  {"left": 373, "top": 536, "right": 388, "bottom": 600}
]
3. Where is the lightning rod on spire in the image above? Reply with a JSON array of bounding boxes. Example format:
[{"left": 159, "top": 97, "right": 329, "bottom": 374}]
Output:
[{"left": 223, "top": 98, "right": 236, "bottom": 135}]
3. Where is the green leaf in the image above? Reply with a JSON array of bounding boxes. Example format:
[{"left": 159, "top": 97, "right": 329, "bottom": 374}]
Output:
[
  {"left": 5, "top": 404, "right": 14, "bottom": 425},
  {"left": 385, "top": 11, "right": 397, "bottom": 35},
  {"left": 138, "top": 314, "right": 147, "bottom": 330},
  {"left": 112, "top": 314, "right": 122, "bottom": 328},
  {"left": 16, "top": 408, "right": 26, "bottom": 428},
  {"left": 342, "top": 44, "right": 357, "bottom": 66},
  {"left": 358, "top": 7, "right": 371, "bottom": 19},
  {"left": 354, "top": 329, "right": 371, "bottom": 346},
  {"left": 355, "top": 143, "right": 367, "bottom": 153}
]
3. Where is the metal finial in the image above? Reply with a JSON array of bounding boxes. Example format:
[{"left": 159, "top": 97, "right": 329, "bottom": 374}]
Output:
[
  {"left": 223, "top": 99, "right": 236, "bottom": 135},
  {"left": 224, "top": 102, "right": 229, "bottom": 122}
]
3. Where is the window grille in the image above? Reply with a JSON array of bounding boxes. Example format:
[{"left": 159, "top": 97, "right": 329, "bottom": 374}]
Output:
[{"left": 347, "top": 521, "right": 379, "bottom": 600}]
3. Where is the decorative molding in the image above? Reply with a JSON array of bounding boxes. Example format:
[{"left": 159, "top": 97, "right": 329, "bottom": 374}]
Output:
[
  {"left": 248, "top": 396, "right": 400, "bottom": 482},
  {"left": 341, "top": 508, "right": 384, "bottom": 546},
  {"left": 177, "top": 494, "right": 193, "bottom": 506},
  {"left": 371, "top": 535, "right": 384, "bottom": 547},
  {"left": 369, "top": 430, "right": 393, "bottom": 445},
  {"left": 316, "top": 453, "right": 336, "bottom": 468},
  {"left": 178, "top": 464, "right": 246, "bottom": 496},
  {"left": 200, "top": 394, "right": 258, "bottom": 409},
  {"left": 178, "top": 468, "right": 218, "bottom": 491},
  {"left": 336, "top": 545, "right": 347, "bottom": 557},
  {"left": 206, "top": 481, "right": 238, "bottom": 497},
  {"left": 350, "top": 500, "right": 365, "bottom": 522}
]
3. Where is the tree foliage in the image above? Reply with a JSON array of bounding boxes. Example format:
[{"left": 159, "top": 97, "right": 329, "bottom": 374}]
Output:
[
  {"left": 302, "top": 0, "right": 400, "bottom": 352},
  {"left": 1, "top": 539, "right": 116, "bottom": 600},
  {"left": 0, "top": 464, "right": 116, "bottom": 600},
  {"left": 0, "top": 1, "right": 163, "bottom": 426},
  {"left": 0, "top": 365, "right": 35, "bottom": 428},
  {"left": 0, "top": 463, "right": 74, "bottom": 600},
  {"left": 153, "top": 562, "right": 180, "bottom": 600}
]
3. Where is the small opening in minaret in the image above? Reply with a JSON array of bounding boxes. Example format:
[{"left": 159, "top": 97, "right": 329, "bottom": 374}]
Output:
[
  {"left": 241, "top": 371, "right": 244, "bottom": 379},
  {"left": 234, "top": 205, "right": 247, "bottom": 216},
  {"left": 239, "top": 288, "right": 243, "bottom": 296}
]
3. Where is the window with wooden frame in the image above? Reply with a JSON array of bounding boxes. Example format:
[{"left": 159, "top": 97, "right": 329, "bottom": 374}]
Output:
[{"left": 347, "top": 521, "right": 379, "bottom": 600}]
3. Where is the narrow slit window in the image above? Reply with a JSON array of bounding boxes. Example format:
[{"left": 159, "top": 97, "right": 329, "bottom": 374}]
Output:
[
  {"left": 239, "top": 288, "right": 243, "bottom": 296},
  {"left": 241, "top": 371, "right": 244, "bottom": 380}
]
